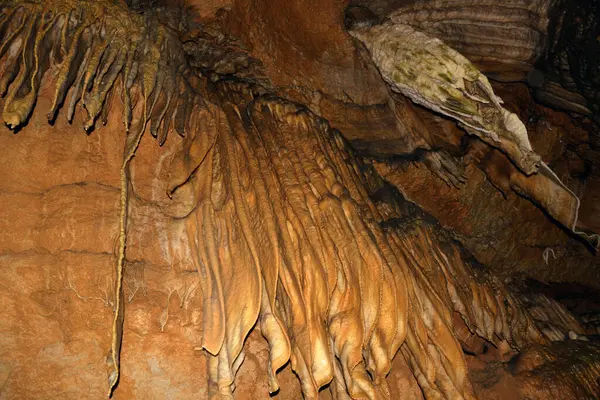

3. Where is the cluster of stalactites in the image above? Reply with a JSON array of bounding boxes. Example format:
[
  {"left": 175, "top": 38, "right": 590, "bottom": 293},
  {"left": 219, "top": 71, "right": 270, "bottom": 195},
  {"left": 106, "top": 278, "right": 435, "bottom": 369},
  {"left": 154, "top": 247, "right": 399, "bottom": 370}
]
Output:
[
  {"left": 184, "top": 93, "right": 555, "bottom": 399},
  {"left": 0, "top": 3, "right": 588, "bottom": 399},
  {"left": 0, "top": 0, "right": 207, "bottom": 144}
]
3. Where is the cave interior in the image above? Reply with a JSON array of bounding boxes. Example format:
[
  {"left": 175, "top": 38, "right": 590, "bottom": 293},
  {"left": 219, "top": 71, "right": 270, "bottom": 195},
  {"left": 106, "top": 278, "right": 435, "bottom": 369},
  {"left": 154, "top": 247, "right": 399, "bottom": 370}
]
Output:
[{"left": 1, "top": 0, "right": 600, "bottom": 399}]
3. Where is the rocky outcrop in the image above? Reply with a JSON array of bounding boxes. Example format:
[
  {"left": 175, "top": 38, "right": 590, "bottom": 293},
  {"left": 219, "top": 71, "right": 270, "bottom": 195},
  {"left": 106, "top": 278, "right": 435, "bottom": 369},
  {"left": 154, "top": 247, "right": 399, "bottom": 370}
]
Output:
[
  {"left": 348, "top": 16, "right": 598, "bottom": 257},
  {"left": 349, "top": 19, "right": 542, "bottom": 175},
  {"left": 384, "top": 0, "right": 551, "bottom": 82},
  {"left": 380, "top": 0, "right": 600, "bottom": 121}
]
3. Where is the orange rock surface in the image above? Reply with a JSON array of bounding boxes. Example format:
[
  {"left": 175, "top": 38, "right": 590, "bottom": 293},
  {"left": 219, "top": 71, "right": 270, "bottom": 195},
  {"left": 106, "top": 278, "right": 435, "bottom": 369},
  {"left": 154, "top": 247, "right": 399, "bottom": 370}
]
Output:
[{"left": 1, "top": 1, "right": 599, "bottom": 399}]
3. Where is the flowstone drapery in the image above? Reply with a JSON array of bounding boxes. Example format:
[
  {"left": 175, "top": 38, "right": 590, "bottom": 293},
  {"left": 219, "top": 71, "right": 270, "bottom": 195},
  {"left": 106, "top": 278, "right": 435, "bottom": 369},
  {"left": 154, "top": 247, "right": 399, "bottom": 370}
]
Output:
[
  {"left": 347, "top": 13, "right": 599, "bottom": 251},
  {"left": 1, "top": 1, "right": 599, "bottom": 399}
]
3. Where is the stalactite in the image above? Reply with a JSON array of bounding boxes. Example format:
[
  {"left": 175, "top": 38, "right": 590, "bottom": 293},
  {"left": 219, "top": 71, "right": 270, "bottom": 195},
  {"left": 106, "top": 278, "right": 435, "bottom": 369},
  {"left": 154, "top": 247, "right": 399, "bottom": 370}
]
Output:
[
  {"left": 177, "top": 83, "right": 583, "bottom": 398},
  {"left": 0, "top": 0, "right": 208, "bottom": 393},
  {"left": 107, "top": 124, "right": 145, "bottom": 395},
  {"left": 1, "top": 1, "right": 599, "bottom": 399}
]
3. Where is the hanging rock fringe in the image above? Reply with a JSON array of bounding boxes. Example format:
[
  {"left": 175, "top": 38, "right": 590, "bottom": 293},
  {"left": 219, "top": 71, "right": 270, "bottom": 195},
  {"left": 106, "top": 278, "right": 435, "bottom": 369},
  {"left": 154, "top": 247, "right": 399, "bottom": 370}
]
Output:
[
  {"left": 0, "top": 0, "right": 205, "bottom": 393},
  {"left": 1, "top": 1, "right": 598, "bottom": 399}
]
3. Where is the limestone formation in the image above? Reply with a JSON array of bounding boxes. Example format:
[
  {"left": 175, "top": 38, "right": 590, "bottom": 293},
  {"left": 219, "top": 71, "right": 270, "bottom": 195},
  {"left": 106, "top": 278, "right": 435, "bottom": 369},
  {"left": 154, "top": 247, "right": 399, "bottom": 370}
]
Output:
[
  {"left": 385, "top": 0, "right": 551, "bottom": 82},
  {"left": 1, "top": 1, "right": 599, "bottom": 399},
  {"left": 349, "top": 15, "right": 599, "bottom": 251},
  {"left": 349, "top": 20, "right": 542, "bottom": 176},
  {"left": 538, "top": 0, "right": 600, "bottom": 116}
]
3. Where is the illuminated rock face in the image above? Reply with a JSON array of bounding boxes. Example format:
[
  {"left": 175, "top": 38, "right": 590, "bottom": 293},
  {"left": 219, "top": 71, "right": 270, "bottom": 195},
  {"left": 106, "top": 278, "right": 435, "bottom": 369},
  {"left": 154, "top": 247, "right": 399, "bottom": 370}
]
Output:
[
  {"left": 348, "top": 13, "right": 598, "bottom": 252},
  {"left": 1, "top": 1, "right": 600, "bottom": 400}
]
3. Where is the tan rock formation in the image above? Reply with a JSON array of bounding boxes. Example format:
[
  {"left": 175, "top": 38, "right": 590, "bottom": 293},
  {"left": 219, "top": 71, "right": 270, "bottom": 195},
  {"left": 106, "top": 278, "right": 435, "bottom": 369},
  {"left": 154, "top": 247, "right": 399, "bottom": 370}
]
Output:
[
  {"left": 1, "top": 1, "right": 599, "bottom": 399},
  {"left": 386, "top": 0, "right": 551, "bottom": 82}
]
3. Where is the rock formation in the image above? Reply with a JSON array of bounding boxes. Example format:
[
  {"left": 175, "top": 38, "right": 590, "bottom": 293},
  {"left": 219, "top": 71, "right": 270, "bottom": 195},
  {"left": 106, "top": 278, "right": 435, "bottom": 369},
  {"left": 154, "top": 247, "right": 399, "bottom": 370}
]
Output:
[{"left": 1, "top": 0, "right": 599, "bottom": 399}]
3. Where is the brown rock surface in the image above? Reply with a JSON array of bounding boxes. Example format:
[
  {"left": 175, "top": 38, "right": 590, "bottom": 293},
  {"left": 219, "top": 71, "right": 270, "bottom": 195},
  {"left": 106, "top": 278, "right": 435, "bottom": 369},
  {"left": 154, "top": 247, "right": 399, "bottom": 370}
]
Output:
[
  {"left": 226, "top": 0, "right": 388, "bottom": 105},
  {"left": 1, "top": 0, "right": 600, "bottom": 399},
  {"left": 386, "top": 0, "right": 550, "bottom": 82},
  {"left": 0, "top": 80, "right": 306, "bottom": 399},
  {"left": 372, "top": 83, "right": 600, "bottom": 287}
]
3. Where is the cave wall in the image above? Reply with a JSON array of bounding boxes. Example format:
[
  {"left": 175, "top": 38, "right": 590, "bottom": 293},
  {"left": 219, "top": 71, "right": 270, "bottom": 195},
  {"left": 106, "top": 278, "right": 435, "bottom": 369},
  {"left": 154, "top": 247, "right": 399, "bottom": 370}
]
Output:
[
  {"left": 375, "top": 83, "right": 600, "bottom": 286},
  {"left": 0, "top": 77, "right": 311, "bottom": 399},
  {"left": 1, "top": 0, "right": 600, "bottom": 399},
  {"left": 0, "top": 68, "right": 436, "bottom": 399},
  {"left": 214, "top": 0, "right": 600, "bottom": 287}
]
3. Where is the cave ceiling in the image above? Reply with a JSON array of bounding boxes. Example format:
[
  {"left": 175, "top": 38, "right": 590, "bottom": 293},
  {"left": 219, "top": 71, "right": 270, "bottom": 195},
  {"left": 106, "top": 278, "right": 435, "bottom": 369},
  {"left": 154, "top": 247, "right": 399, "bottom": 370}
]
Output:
[{"left": 0, "top": 0, "right": 599, "bottom": 399}]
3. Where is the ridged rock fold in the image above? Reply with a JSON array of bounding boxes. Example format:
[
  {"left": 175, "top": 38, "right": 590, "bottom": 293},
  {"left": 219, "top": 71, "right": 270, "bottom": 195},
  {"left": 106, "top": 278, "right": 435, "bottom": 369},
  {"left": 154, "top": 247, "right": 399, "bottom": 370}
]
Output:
[{"left": 1, "top": 1, "right": 599, "bottom": 399}]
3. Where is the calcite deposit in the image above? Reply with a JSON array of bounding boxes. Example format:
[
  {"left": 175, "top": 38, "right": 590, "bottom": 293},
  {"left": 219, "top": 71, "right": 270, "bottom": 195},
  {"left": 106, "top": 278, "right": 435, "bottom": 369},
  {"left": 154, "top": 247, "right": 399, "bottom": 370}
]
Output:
[{"left": 1, "top": 0, "right": 599, "bottom": 399}]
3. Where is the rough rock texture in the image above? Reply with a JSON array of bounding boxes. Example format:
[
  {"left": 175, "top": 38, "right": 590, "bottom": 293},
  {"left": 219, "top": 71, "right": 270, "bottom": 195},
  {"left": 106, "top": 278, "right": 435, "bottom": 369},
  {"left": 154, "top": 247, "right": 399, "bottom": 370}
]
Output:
[
  {"left": 372, "top": 83, "right": 600, "bottom": 287},
  {"left": 386, "top": 0, "right": 551, "bottom": 82},
  {"left": 222, "top": 0, "right": 400, "bottom": 147},
  {"left": 467, "top": 340, "right": 600, "bottom": 399},
  {"left": 536, "top": 0, "right": 600, "bottom": 116},
  {"left": 226, "top": 0, "right": 388, "bottom": 104},
  {"left": 349, "top": 19, "right": 543, "bottom": 175}
]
